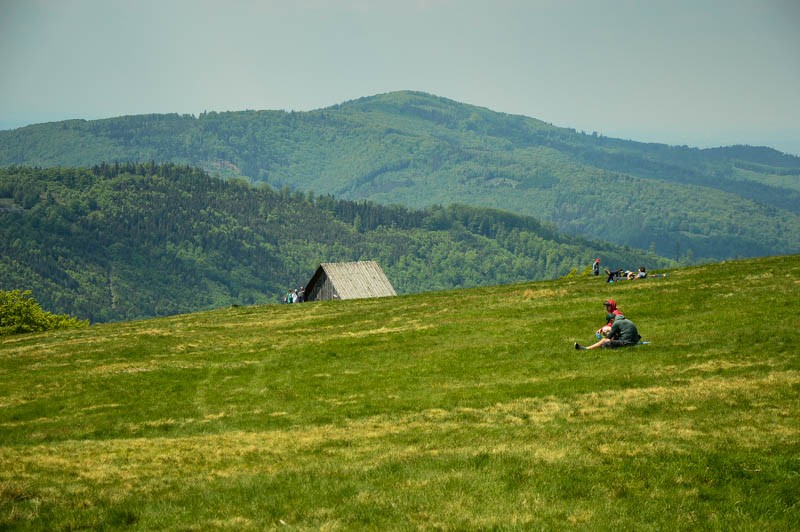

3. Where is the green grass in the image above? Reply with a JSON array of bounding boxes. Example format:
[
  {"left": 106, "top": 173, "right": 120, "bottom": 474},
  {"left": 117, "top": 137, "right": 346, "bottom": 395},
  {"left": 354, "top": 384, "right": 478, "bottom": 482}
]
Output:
[{"left": 1, "top": 255, "right": 799, "bottom": 530}]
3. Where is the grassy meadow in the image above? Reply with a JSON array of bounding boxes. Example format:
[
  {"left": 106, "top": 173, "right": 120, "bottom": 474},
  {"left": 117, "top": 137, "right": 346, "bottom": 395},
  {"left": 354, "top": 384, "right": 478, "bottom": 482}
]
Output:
[{"left": 1, "top": 255, "right": 799, "bottom": 530}]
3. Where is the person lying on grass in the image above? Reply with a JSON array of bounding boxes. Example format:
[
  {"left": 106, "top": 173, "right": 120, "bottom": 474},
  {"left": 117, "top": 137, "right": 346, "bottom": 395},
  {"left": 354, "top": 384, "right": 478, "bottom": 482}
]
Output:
[
  {"left": 576, "top": 313, "right": 641, "bottom": 350},
  {"left": 605, "top": 268, "right": 625, "bottom": 283}
]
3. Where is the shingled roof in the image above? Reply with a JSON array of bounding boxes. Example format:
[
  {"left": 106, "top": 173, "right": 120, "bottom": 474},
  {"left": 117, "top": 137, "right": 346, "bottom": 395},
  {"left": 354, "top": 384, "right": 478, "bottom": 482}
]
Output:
[{"left": 305, "top": 261, "right": 397, "bottom": 301}]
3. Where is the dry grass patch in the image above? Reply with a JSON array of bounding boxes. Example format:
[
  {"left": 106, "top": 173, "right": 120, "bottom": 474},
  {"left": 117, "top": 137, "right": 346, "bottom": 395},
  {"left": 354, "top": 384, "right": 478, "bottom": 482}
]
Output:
[
  {"left": 572, "top": 371, "right": 799, "bottom": 410},
  {"left": 340, "top": 322, "right": 435, "bottom": 338},
  {"left": 521, "top": 287, "right": 568, "bottom": 300}
]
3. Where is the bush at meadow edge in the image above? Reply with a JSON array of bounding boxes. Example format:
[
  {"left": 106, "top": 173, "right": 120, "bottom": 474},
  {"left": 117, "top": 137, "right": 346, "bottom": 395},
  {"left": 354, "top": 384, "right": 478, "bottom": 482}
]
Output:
[{"left": 0, "top": 289, "right": 88, "bottom": 336}]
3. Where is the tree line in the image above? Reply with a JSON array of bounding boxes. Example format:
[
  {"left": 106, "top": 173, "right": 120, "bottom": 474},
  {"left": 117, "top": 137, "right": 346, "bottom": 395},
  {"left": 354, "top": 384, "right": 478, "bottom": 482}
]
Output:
[{"left": 0, "top": 163, "right": 672, "bottom": 323}]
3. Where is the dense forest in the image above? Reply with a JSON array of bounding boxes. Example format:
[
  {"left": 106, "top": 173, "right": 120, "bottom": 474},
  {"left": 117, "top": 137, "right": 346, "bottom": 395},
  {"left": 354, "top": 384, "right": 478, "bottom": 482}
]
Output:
[
  {"left": 2, "top": 91, "right": 799, "bottom": 261},
  {"left": 0, "top": 164, "right": 671, "bottom": 323}
]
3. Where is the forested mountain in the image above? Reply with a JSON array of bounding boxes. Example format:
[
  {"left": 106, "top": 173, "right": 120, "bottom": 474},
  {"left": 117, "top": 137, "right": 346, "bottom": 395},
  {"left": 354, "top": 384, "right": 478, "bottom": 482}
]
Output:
[
  {"left": 0, "top": 164, "right": 670, "bottom": 322},
  {"left": 2, "top": 91, "right": 799, "bottom": 262}
]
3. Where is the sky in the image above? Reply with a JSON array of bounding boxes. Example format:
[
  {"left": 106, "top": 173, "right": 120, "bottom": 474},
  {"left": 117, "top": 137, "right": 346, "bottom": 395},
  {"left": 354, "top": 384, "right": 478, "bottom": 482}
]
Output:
[{"left": 1, "top": 0, "right": 799, "bottom": 155}]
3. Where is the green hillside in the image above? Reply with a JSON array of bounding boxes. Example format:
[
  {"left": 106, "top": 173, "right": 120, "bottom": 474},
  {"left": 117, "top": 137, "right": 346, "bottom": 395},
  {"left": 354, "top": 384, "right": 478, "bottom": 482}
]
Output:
[
  {"left": 1, "top": 255, "right": 798, "bottom": 529},
  {"left": 2, "top": 91, "right": 799, "bottom": 261},
  {"left": 0, "top": 163, "right": 671, "bottom": 323}
]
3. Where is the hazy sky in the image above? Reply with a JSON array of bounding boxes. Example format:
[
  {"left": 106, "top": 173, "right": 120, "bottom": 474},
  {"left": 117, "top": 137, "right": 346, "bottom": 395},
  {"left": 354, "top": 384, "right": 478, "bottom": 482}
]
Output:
[{"left": 2, "top": 0, "right": 799, "bottom": 155}]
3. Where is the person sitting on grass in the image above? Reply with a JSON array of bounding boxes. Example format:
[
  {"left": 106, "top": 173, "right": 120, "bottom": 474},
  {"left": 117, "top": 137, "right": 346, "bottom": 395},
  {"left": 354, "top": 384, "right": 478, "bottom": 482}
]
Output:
[{"left": 576, "top": 313, "right": 641, "bottom": 350}]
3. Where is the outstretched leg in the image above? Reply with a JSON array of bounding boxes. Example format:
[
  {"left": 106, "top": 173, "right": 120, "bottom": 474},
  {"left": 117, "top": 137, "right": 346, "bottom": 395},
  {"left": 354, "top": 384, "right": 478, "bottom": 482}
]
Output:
[{"left": 575, "top": 338, "right": 611, "bottom": 350}]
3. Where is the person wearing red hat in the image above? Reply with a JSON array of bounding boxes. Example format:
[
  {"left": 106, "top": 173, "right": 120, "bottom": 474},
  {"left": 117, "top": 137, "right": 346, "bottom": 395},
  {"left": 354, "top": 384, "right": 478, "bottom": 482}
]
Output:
[
  {"left": 576, "top": 313, "right": 641, "bottom": 350},
  {"left": 595, "top": 299, "right": 623, "bottom": 338}
]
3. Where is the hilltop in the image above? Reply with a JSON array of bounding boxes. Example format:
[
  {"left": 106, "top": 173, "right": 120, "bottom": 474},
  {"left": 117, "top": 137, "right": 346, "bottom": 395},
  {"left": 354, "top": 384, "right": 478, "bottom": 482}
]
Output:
[
  {"left": 1, "top": 254, "right": 798, "bottom": 529},
  {"left": 2, "top": 91, "right": 799, "bottom": 261}
]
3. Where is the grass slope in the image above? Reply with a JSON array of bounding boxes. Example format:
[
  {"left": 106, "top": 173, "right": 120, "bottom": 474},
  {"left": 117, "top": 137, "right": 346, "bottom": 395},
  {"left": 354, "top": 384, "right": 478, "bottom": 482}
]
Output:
[{"left": 1, "top": 255, "right": 798, "bottom": 529}]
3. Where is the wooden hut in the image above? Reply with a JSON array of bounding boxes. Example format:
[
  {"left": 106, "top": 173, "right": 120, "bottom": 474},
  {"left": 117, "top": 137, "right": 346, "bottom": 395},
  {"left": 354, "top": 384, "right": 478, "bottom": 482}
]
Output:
[{"left": 305, "top": 261, "right": 397, "bottom": 302}]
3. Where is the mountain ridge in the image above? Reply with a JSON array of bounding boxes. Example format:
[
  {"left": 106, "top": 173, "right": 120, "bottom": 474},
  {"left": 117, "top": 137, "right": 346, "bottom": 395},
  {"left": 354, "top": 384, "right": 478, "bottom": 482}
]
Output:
[{"left": 2, "top": 90, "right": 799, "bottom": 261}]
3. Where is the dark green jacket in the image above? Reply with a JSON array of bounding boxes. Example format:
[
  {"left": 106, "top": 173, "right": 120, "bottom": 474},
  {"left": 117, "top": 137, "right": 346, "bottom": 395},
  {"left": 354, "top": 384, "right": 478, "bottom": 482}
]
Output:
[{"left": 609, "top": 317, "right": 641, "bottom": 344}]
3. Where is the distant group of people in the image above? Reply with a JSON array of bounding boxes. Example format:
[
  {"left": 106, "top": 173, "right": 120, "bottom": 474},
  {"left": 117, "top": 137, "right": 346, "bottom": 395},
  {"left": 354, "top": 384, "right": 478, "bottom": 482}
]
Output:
[
  {"left": 575, "top": 298, "right": 642, "bottom": 350},
  {"left": 284, "top": 286, "right": 305, "bottom": 303},
  {"left": 605, "top": 266, "right": 647, "bottom": 283},
  {"left": 592, "top": 259, "right": 647, "bottom": 283}
]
